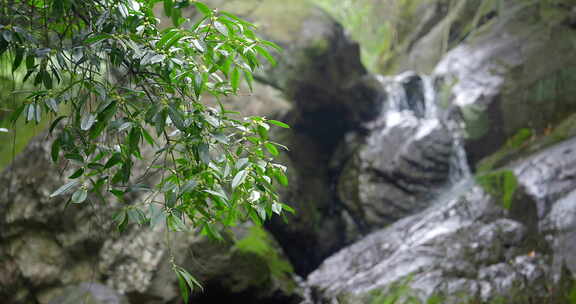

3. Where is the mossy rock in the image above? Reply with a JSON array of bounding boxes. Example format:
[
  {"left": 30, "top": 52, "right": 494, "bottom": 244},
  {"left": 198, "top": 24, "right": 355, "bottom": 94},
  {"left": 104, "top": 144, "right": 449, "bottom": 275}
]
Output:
[
  {"left": 233, "top": 225, "right": 295, "bottom": 290},
  {"left": 181, "top": 224, "right": 299, "bottom": 301},
  {"left": 477, "top": 112, "right": 576, "bottom": 173}
]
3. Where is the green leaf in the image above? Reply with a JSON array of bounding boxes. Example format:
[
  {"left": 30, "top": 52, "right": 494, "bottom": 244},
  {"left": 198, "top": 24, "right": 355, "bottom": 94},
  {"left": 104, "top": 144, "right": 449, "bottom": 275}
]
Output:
[
  {"left": 167, "top": 213, "right": 187, "bottom": 231},
  {"left": 231, "top": 169, "right": 249, "bottom": 189},
  {"left": 235, "top": 158, "right": 249, "bottom": 169},
  {"left": 45, "top": 98, "right": 59, "bottom": 113},
  {"left": 165, "top": 32, "right": 185, "bottom": 49},
  {"left": 176, "top": 271, "right": 190, "bottom": 303},
  {"left": 85, "top": 34, "right": 112, "bottom": 44},
  {"left": 51, "top": 138, "right": 61, "bottom": 162},
  {"left": 180, "top": 179, "right": 198, "bottom": 194},
  {"left": 168, "top": 104, "right": 186, "bottom": 130},
  {"left": 114, "top": 210, "right": 129, "bottom": 232},
  {"left": 128, "top": 127, "right": 141, "bottom": 157},
  {"left": 149, "top": 54, "right": 166, "bottom": 64},
  {"left": 221, "top": 11, "right": 255, "bottom": 27},
  {"left": 127, "top": 208, "right": 147, "bottom": 225},
  {"left": 204, "top": 189, "right": 228, "bottom": 201},
  {"left": 193, "top": 72, "right": 204, "bottom": 97},
  {"left": 272, "top": 202, "right": 282, "bottom": 215},
  {"left": 175, "top": 266, "right": 203, "bottom": 303},
  {"left": 42, "top": 70, "right": 52, "bottom": 89},
  {"left": 194, "top": 2, "right": 212, "bottom": 16},
  {"left": 80, "top": 114, "right": 96, "bottom": 130},
  {"left": 214, "top": 21, "right": 229, "bottom": 36},
  {"left": 49, "top": 116, "right": 66, "bottom": 135},
  {"left": 50, "top": 180, "right": 80, "bottom": 197},
  {"left": 2, "top": 30, "right": 13, "bottom": 42},
  {"left": 141, "top": 128, "right": 156, "bottom": 146},
  {"left": 212, "top": 132, "right": 228, "bottom": 144},
  {"left": 191, "top": 39, "right": 204, "bottom": 52},
  {"left": 64, "top": 152, "right": 84, "bottom": 163},
  {"left": 25, "top": 104, "right": 35, "bottom": 122},
  {"left": 166, "top": 190, "right": 177, "bottom": 208},
  {"left": 280, "top": 203, "right": 295, "bottom": 214},
  {"left": 199, "top": 143, "right": 211, "bottom": 164},
  {"left": 243, "top": 69, "right": 254, "bottom": 91},
  {"left": 261, "top": 40, "right": 282, "bottom": 52},
  {"left": 71, "top": 188, "right": 88, "bottom": 204},
  {"left": 254, "top": 204, "right": 267, "bottom": 221},
  {"left": 275, "top": 169, "right": 288, "bottom": 186},
  {"left": 267, "top": 120, "right": 290, "bottom": 128},
  {"left": 254, "top": 45, "right": 276, "bottom": 66},
  {"left": 164, "top": 0, "right": 173, "bottom": 16},
  {"left": 104, "top": 153, "right": 122, "bottom": 169},
  {"left": 149, "top": 204, "right": 166, "bottom": 227},
  {"left": 157, "top": 29, "right": 178, "bottom": 49},
  {"left": 25, "top": 54, "right": 35, "bottom": 70},
  {"left": 12, "top": 47, "right": 24, "bottom": 72},
  {"left": 68, "top": 168, "right": 85, "bottom": 179},
  {"left": 264, "top": 142, "right": 279, "bottom": 156},
  {"left": 230, "top": 67, "right": 240, "bottom": 93},
  {"left": 257, "top": 124, "right": 268, "bottom": 139},
  {"left": 202, "top": 222, "right": 223, "bottom": 240}
]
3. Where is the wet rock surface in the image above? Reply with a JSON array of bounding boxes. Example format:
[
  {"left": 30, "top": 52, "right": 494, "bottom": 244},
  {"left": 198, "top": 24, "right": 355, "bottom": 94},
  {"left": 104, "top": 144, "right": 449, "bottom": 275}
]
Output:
[
  {"left": 337, "top": 73, "right": 459, "bottom": 231},
  {"left": 306, "top": 184, "right": 547, "bottom": 303},
  {"left": 308, "top": 133, "right": 576, "bottom": 304},
  {"left": 434, "top": 2, "right": 576, "bottom": 165}
]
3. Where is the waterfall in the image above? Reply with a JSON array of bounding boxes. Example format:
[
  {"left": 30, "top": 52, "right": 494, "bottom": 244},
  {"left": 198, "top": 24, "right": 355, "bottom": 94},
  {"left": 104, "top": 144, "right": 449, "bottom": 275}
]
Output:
[
  {"left": 379, "top": 72, "right": 470, "bottom": 178},
  {"left": 375, "top": 71, "right": 472, "bottom": 193}
]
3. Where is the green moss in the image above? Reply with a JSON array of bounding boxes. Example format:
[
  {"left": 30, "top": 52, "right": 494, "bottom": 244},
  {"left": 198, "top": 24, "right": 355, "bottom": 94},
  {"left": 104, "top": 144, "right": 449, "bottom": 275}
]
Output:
[
  {"left": 234, "top": 225, "right": 294, "bottom": 283},
  {"left": 476, "top": 169, "right": 518, "bottom": 210},
  {"left": 361, "top": 278, "right": 449, "bottom": 304},
  {"left": 477, "top": 128, "right": 533, "bottom": 172},
  {"left": 477, "top": 111, "right": 576, "bottom": 174}
]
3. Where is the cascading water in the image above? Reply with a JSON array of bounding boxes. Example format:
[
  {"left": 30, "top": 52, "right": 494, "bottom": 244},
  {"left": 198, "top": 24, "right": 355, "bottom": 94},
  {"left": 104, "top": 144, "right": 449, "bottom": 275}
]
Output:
[
  {"left": 338, "top": 71, "right": 475, "bottom": 230},
  {"left": 375, "top": 71, "right": 471, "bottom": 182}
]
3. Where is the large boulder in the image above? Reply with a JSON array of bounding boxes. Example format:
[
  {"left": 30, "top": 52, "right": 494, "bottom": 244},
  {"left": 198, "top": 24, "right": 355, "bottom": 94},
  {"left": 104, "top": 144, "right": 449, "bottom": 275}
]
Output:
[
  {"left": 434, "top": 1, "right": 576, "bottom": 165},
  {"left": 307, "top": 183, "right": 551, "bottom": 304},
  {"left": 307, "top": 135, "right": 576, "bottom": 303}
]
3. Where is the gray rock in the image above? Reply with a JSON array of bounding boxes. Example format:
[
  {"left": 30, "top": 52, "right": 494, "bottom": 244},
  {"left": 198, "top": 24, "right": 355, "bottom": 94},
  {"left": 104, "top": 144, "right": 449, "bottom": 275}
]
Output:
[
  {"left": 543, "top": 190, "right": 576, "bottom": 281},
  {"left": 47, "top": 283, "right": 129, "bottom": 304},
  {"left": 307, "top": 184, "right": 550, "bottom": 303},
  {"left": 434, "top": 1, "right": 576, "bottom": 165},
  {"left": 513, "top": 137, "right": 576, "bottom": 220},
  {"left": 514, "top": 138, "right": 576, "bottom": 284}
]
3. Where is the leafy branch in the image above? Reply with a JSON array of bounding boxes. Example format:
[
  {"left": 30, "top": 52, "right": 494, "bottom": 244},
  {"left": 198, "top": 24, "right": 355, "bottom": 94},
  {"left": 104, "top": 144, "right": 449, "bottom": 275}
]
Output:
[{"left": 1, "top": 0, "right": 290, "bottom": 298}]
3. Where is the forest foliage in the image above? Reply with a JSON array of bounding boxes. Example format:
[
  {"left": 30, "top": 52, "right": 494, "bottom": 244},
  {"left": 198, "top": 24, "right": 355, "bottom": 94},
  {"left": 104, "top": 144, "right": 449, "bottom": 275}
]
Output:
[{"left": 0, "top": 0, "right": 290, "bottom": 299}]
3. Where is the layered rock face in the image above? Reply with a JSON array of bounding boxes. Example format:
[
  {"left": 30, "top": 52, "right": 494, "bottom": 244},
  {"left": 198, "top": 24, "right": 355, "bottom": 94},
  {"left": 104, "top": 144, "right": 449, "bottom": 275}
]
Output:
[
  {"left": 2, "top": 0, "right": 576, "bottom": 303},
  {"left": 308, "top": 137, "right": 576, "bottom": 303}
]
